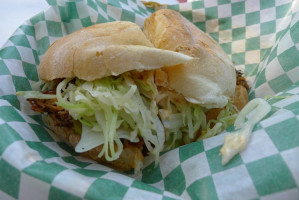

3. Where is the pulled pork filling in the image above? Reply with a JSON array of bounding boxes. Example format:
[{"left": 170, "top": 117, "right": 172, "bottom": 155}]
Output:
[
  {"left": 28, "top": 97, "right": 73, "bottom": 127},
  {"left": 25, "top": 69, "right": 243, "bottom": 163},
  {"left": 236, "top": 70, "right": 249, "bottom": 90}
]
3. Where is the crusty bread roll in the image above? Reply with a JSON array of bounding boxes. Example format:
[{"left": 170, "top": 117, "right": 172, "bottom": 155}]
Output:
[
  {"left": 39, "top": 21, "right": 194, "bottom": 81},
  {"left": 143, "top": 9, "right": 236, "bottom": 109},
  {"left": 43, "top": 114, "right": 143, "bottom": 171}
]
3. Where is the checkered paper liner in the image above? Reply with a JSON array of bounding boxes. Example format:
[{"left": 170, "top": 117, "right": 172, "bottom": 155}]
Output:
[{"left": 0, "top": 0, "right": 299, "bottom": 199}]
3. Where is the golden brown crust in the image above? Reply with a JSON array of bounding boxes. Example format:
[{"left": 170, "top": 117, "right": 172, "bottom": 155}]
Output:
[
  {"left": 81, "top": 141, "right": 144, "bottom": 171},
  {"left": 143, "top": 9, "right": 236, "bottom": 109},
  {"left": 39, "top": 21, "right": 146, "bottom": 80},
  {"left": 38, "top": 21, "right": 194, "bottom": 81},
  {"left": 232, "top": 85, "right": 249, "bottom": 111},
  {"left": 73, "top": 44, "right": 194, "bottom": 81},
  {"left": 43, "top": 114, "right": 143, "bottom": 172}
]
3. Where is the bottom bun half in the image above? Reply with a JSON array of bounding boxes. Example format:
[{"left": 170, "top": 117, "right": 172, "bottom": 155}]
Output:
[{"left": 43, "top": 114, "right": 144, "bottom": 172}]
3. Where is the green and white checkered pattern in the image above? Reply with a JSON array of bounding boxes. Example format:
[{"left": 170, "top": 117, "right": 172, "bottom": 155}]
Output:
[
  {"left": 0, "top": 0, "right": 299, "bottom": 199},
  {"left": 166, "top": 0, "right": 299, "bottom": 101}
]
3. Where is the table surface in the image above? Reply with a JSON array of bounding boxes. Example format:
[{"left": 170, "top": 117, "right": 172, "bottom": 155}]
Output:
[{"left": 0, "top": 0, "right": 180, "bottom": 48}]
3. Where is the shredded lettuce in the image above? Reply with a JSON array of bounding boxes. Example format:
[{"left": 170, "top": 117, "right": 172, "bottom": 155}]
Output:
[
  {"left": 198, "top": 101, "right": 239, "bottom": 140},
  {"left": 16, "top": 91, "right": 56, "bottom": 99},
  {"left": 155, "top": 87, "right": 207, "bottom": 150},
  {"left": 54, "top": 72, "right": 238, "bottom": 159},
  {"left": 16, "top": 79, "right": 61, "bottom": 99},
  {"left": 55, "top": 74, "right": 164, "bottom": 163},
  {"left": 17, "top": 70, "right": 239, "bottom": 167},
  {"left": 264, "top": 94, "right": 292, "bottom": 101}
]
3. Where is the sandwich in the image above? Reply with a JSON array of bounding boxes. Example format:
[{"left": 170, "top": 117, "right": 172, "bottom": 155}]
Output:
[{"left": 17, "top": 10, "right": 248, "bottom": 172}]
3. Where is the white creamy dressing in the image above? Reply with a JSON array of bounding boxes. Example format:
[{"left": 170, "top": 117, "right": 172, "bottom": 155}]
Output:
[{"left": 220, "top": 98, "right": 271, "bottom": 165}]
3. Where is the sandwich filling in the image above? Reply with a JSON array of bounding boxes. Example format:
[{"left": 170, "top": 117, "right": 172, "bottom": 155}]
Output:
[{"left": 18, "top": 69, "right": 239, "bottom": 164}]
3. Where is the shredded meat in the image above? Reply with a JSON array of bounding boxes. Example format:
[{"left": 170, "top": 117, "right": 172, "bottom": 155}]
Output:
[
  {"left": 236, "top": 70, "right": 249, "bottom": 90},
  {"left": 27, "top": 90, "right": 73, "bottom": 127}
]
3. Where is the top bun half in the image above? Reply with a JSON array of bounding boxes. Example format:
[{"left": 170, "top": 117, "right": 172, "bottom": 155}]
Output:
[
  {"left": 143, "top": 9, "right": 236, "bottom": 108},
  {"left": 38, "top": 21, "right": 194, "bottom": 81}
]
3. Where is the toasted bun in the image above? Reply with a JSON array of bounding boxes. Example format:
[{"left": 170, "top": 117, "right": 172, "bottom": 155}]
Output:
[
  {"left": 38, "top": 21, "right": 194, "bottom": 81},
  {"left": 232, "top": 85, "right": 249, "bottom": 111},
  {"left": 143, "top": 9, "right": 236, "bottom": 108},
  {"left": 43, "top": 114, "right": 143, "bottom": 171}
]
